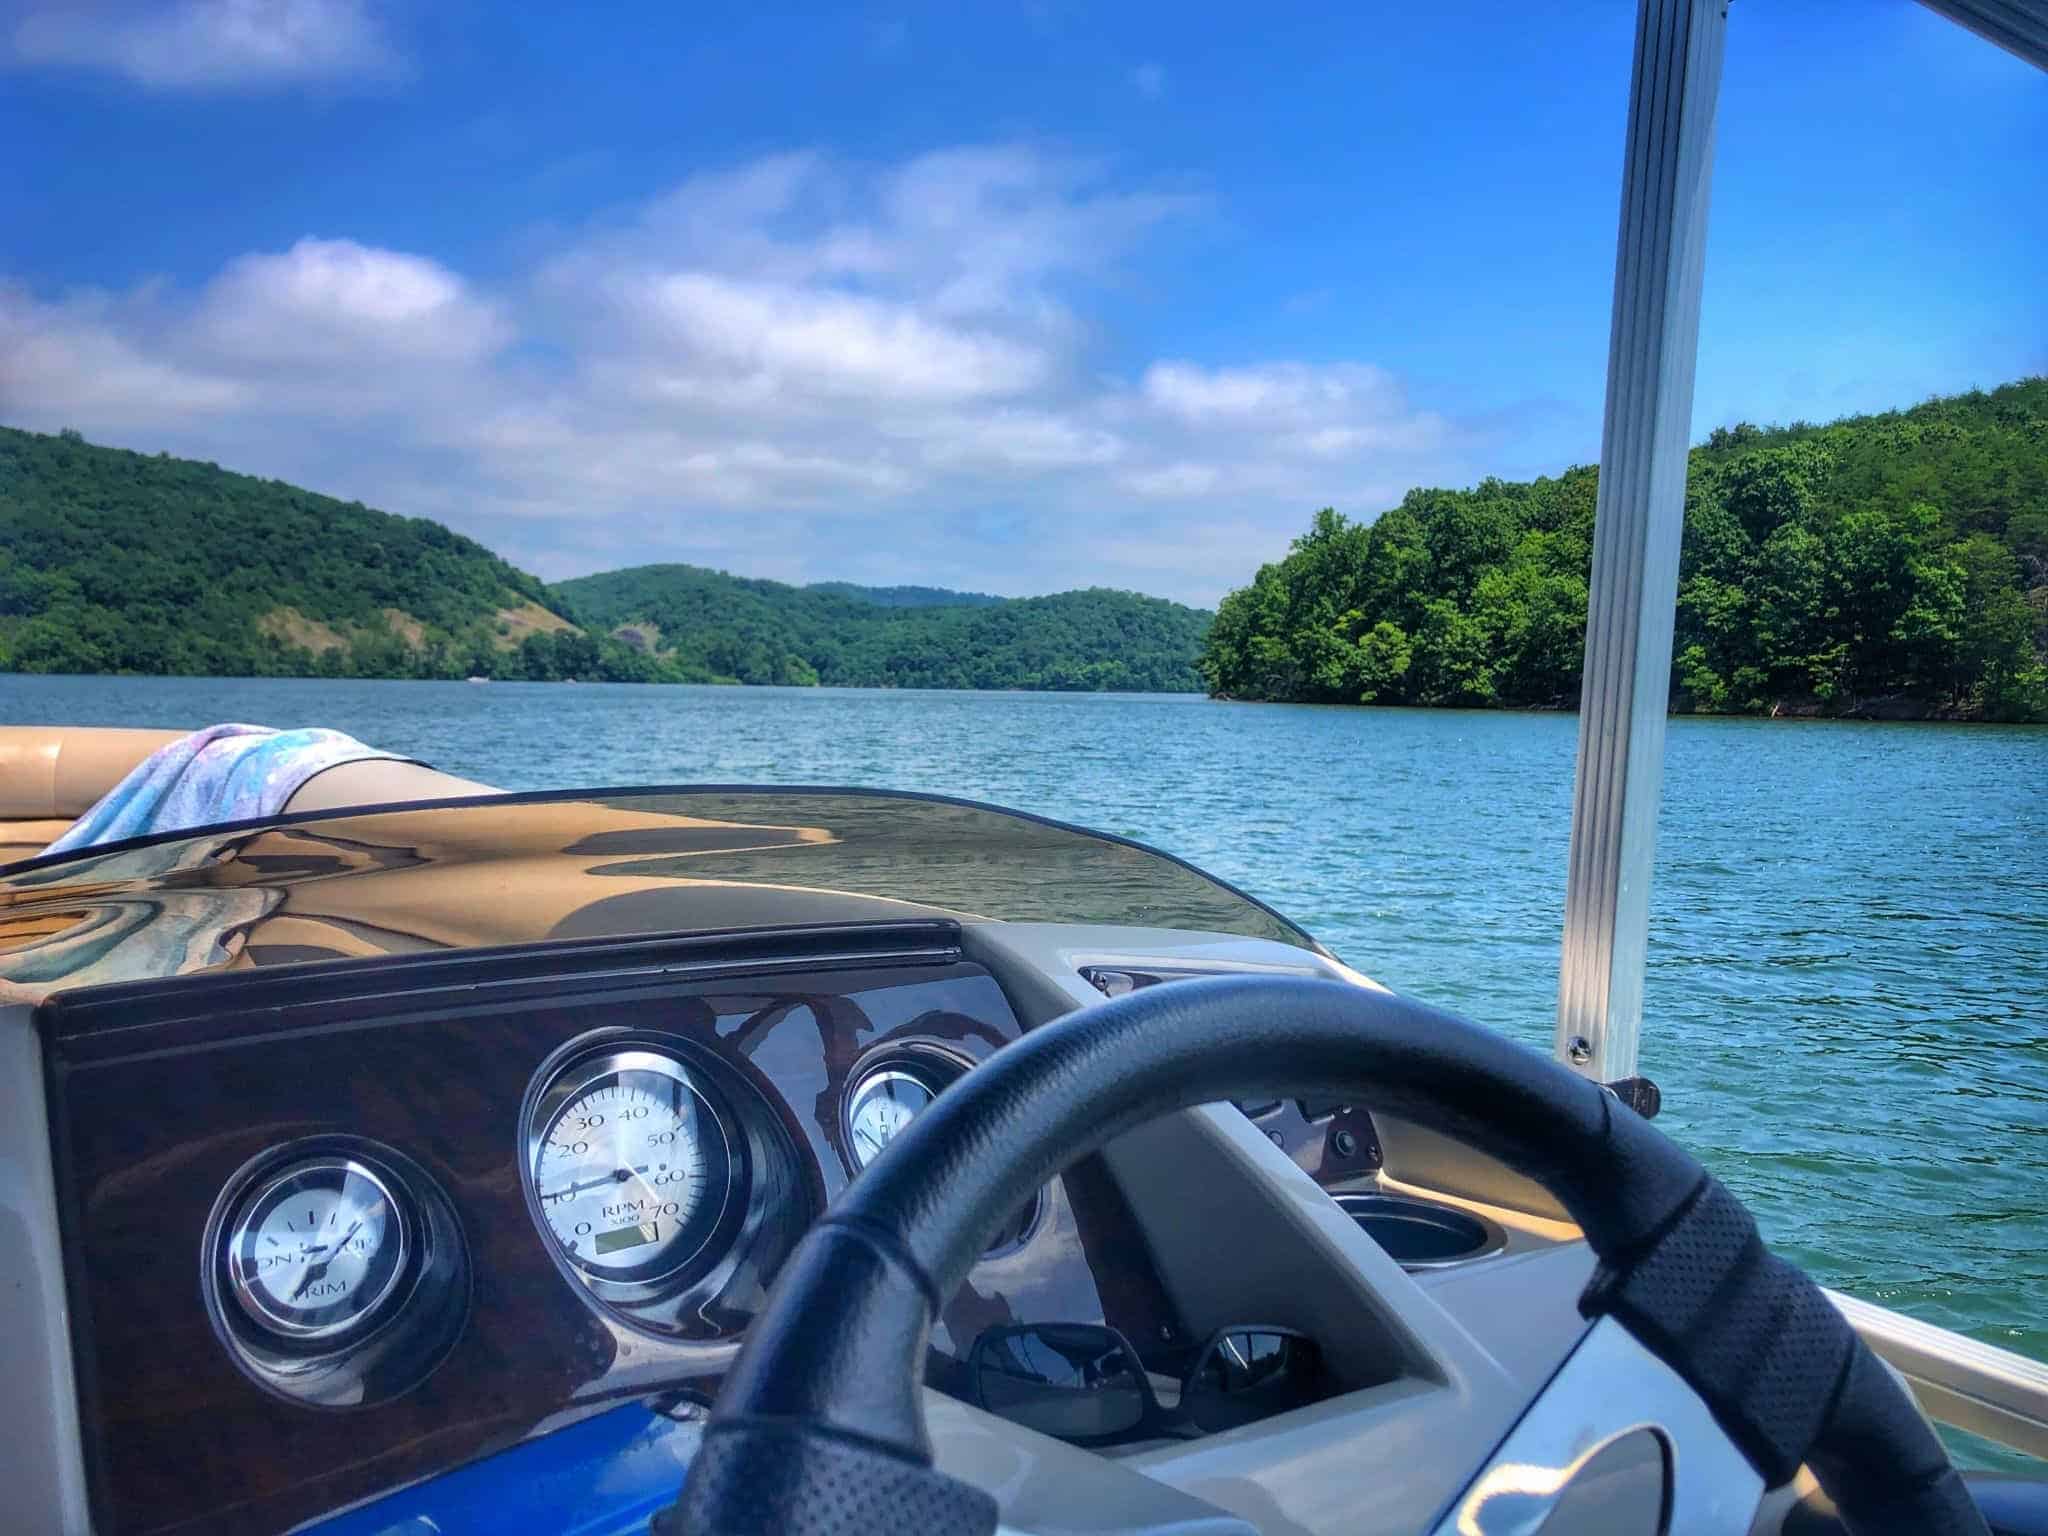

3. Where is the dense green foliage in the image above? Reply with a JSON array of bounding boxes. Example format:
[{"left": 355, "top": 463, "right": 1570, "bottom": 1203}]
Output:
[
  {"left": 0, "top": 425, "right": 619, "bottom": 681},
  {"left": 1201, "top": 379, "right": 2048, "bottom": 722},
  {"left": 557, "top": 565, "right": 1210, "bottom": 690},
  {"left": 804, "top": 581, "right": 1000, "bottom": 609},
  {"left": 0, "top": 425, "right": 1208, "bottom": 691}
]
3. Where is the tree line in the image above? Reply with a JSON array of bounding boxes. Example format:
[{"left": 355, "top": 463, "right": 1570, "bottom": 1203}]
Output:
[
  {"left": 1200, "top": 378, "right": 2047, "bottom": 722},
  {"left": 0, "top": 426, "right": 1209, "bottom": 691},
  {"left": 9, "top": 377, "right": 2041, "bottom": 715},
  {"left": 556, "top": 564, "right": 1209, "bottom": 691}
]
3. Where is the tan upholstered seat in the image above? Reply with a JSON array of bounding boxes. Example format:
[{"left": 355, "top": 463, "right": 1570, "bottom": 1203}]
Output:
[
  {"left": 0, "top": 728, "right": 185, "bottom": 863},
  {"left": 0, "top": 819, "right": 80, "bottom": 865},
  {"left": 0, "top": 727, "right": 187, "bottom": 820}
]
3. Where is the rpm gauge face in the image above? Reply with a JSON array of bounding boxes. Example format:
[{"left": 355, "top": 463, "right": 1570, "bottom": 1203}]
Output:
[
  {"left": 530, "top": 1048, "right": 736, "bottom": 1285},
  {"left": 224, "top": 1158, "right": 408, "bottom": 1342}
]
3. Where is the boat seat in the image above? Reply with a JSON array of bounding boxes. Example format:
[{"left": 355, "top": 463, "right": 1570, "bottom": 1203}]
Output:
[
  {"left": 0, "top": 727, "right": 188, "bottom": 819},
  {"left": 0, "top": 727, "right": 187, "bottom": 861},
  {"left": 0, "top": 819, "right": 79, "bottom": 865}
]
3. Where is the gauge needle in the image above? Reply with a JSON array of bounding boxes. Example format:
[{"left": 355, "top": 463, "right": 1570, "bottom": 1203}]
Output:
[
  {"left": 620, "top": 1164, "right": 665, "bottom": 1212},
  {"left": 290, "top": 1219, "right": 361, "bottom": 1301},
  {"left": 549, "top": 1170, "right": 632, "bottom": 1201}
]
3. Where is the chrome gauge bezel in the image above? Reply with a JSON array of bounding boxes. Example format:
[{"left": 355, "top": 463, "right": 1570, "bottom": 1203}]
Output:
[
  {"left": 842, "top": 1065, "right": 943, "bottom": 1170},
  {"left": 201, "top": 1136, "right": 469, "bottom": 1409},
  {"left": 524, "top": 1045, "right": 740, "bottom": 1288},
  {"left": 839, "top": 1043, "right": 1040, "bottom": 1253},
  {"left": 222, "top": 1156, "right": 411, "bottom": 1343},
  {"left": 838, "top": 1043, "right": 972, "bottom": 1175}
]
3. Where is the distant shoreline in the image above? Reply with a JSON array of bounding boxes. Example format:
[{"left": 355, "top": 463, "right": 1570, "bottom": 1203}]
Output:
[
  {"left": 12, "top": 670, "right": 2044, "bottom": 725},
  {"left": 0, "top": 668, "right": 1202, "bottom": 697},
  {"left": 1206, "top": 689, "right": 2028, "bottom": 723}
]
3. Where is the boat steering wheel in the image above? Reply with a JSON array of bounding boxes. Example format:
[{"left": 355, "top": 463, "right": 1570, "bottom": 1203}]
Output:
[{"left": 661, "top": 975, "right": 1986, "bottom": 1536}]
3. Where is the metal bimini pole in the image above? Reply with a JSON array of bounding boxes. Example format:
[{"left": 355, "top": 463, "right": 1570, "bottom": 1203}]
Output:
[
  {"left": 1914, "top": 0, "right": 2048, "bottom": 68},
  {"left": 1554, "top": 0, "right": 1728, "bottom": 1082},
  {"left": 1555, "top": 0, "right": 2042, "bottom": 1083},
  {"left": 1548, "top": 0, "right": 2048, "bottom": 1461}
]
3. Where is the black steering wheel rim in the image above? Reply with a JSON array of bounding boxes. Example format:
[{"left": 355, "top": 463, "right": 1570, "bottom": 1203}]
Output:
[{"left": 664, "top": 974, "right": 1983, "bottom": 1536}]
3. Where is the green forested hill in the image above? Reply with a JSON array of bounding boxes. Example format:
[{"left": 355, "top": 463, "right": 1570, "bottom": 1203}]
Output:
[
  {"left": 804, "top": 581, "right": 1001, "bottom": 609},
  {"left": 12, "top": 379, "right": 2043, "bottom": 713},
  {"left": 0, "top": 425, "right": 1209, "bottom": 690},
  {"left": 555, "top": 565, "right": 1210, "bottom": 690},
  {"left": 0, "top": 426, "right": 588, "bottom": 679},
  {"left": 1200, "top": 379, "right": 2048, "bottom": 721}
]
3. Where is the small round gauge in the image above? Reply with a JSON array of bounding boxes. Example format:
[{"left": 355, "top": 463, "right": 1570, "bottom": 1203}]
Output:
[
  {"left": 845, "top": 1064, "right": 947, "bottom": 1169},
  {"left": 224, "top": 1157, "right": 408, "bottom": 1343},
  {"left": 529, "top": 1048, "right": 736, "bottom": 1285}
]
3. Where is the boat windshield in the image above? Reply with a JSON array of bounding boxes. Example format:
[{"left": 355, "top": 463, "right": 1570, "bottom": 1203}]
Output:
[{"left": 0, "top": 786, "right": 1320, "bottom": 995}]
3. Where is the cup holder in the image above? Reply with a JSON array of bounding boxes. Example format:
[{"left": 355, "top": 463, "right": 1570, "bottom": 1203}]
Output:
[{"left": 1335, "top": 1192, "right": 1505, "bottom": 1270}]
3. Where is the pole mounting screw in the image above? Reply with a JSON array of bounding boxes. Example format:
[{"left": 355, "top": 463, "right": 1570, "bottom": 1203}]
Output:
[{"left": 1566, "top": 1035, "right": 1593, "bottom": 1066}]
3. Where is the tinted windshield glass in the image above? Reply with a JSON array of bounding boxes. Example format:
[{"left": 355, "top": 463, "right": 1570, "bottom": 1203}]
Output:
[{"left": 0, "top": 787, "right": 1319, "bottom": 995}]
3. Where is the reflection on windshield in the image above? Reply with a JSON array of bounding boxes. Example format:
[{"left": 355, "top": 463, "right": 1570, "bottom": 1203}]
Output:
[{"left": 0, "top": 786, "right": 1320, "bottom": 997}]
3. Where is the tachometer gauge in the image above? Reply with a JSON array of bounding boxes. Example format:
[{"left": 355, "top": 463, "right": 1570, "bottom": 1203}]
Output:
[
  {"left": 223, "top": 1157, "right": 408, "bottom": 1343},
  {"left": 844, "top": 1067, "right": 939, "bottom": 1169},
  {"left": 528, "top": 1047, "right": 736, "bottom": 1284}
]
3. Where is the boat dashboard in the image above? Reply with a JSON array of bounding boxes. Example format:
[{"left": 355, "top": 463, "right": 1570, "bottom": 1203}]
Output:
[
  {"left": 23, "top": 918, "right": 1610, "bottom": 1536},
  {"left": 1, "top": 788, "right": 1612, "bottom": 1536}
]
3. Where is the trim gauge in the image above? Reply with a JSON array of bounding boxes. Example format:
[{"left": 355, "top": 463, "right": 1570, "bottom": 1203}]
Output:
[
  {"left": 203, "top": 1138, "right": 469, "bottom": 1407},
  {"left": 223, "top": 1156, "right": 409, "bottom": 1342}
]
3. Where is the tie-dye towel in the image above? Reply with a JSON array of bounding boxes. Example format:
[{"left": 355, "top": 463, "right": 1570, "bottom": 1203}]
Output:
[{"left": 42, "top": 723, "right": 408, "bottom": 858}]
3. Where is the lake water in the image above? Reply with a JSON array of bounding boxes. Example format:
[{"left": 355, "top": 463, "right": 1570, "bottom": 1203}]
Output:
[{"left": 8, "top": 675, "right": 2045, "bottom": 1463}]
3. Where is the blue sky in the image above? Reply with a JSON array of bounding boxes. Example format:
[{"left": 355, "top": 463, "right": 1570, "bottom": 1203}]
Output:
[{"left": 2, "top": 0, "right": 2041, "bottom": 604}]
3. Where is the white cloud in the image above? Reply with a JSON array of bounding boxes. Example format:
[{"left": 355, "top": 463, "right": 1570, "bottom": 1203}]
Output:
[
  {"left": 1122, "top": 462, "right": 1221, "bottom": 499},
  {"left": 905, "top": 409, "right": 1124, "bottom": 471},
  {"left": 1120, "top": 361, "right": 1456, "bottom": 507},
  {"left": 192, "top": 239, "right": 507, "bottom": 369},
  {"left": 879, "top": 146, "right": 1197, "bottom": 317},
  {"left": 0, "top": 145, "right": 1480, "bottom": 604},
  {"left": 0, "top": 283, "right": 248, "bottom": 425},
  {"left": 574, "top": 145, "right": 1199, "bottom": 319},
  {"left": 1143, "top": 360, "right": 1404, "bottom": 426},
  {"left": 636, "top": 274, "right": 1047, "bottom": 403},
  {"left": 9, "top": 0, "right": 402, "bottom": 90}
]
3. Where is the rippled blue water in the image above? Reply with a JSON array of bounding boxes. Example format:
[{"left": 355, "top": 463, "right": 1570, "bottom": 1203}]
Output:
[{"left": 8, "top": 675, "right": 2044, "bottom": 1457}]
